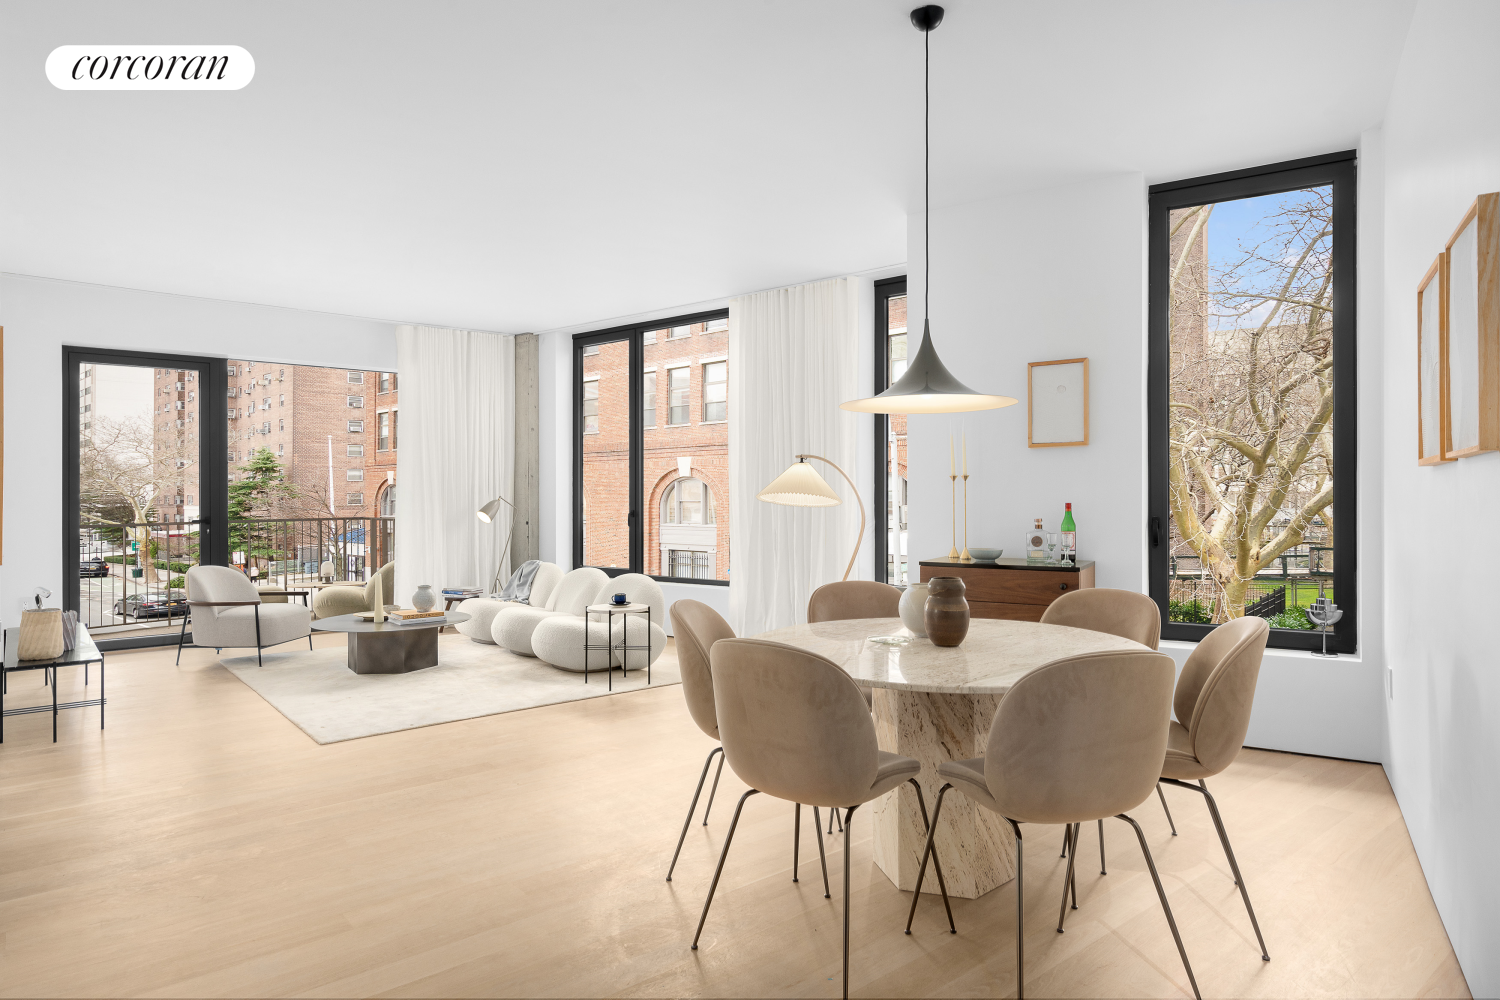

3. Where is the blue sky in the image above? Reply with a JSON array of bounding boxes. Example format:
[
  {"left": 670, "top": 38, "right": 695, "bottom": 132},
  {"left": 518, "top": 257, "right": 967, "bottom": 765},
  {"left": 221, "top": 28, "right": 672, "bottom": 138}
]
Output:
[{"left": 1201, "top": 185, "right": 1331, "bottom": 330}]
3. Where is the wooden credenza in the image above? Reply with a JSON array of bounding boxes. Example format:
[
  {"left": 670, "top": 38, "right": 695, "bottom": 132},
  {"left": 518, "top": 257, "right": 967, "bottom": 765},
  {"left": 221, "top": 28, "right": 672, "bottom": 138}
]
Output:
[{"left": 918, "top": 556, "right": 1095, "bottom": 622}]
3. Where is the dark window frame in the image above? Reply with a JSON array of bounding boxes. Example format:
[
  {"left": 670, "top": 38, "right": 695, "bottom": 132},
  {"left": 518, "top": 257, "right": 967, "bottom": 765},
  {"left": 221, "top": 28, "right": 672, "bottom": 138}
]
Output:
[
  {"left": 64, "top": 346, "right": 230, "bottom": 651},
  {"left": 1147, "top": 151, "right": 1357, "bottom": 653},
  {"left": 572, "top": 308, "right": 729, "bottom": 585},
  {"left": 872, "top": 276, "right": 908, "bottom": 587}
]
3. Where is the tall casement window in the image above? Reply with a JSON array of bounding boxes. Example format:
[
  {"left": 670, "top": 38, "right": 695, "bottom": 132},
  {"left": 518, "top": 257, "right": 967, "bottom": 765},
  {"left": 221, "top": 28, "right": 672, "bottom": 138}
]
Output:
[
  {"left": 872, "top": 277, "right": 909, "bottom": 586},
  {"left": 1148, "top": 152, "right": 1356, "bottom": 653},
  {"left": 575, "top": 310, "right": 729, "bottom": 582}
]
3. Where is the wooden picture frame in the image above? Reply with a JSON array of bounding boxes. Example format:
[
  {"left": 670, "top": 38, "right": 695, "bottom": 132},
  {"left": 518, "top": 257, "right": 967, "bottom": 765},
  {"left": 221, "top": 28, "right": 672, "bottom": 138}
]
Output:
[
  {"left": 1027, "top": 357, "right": 1089, "bottom": 448},
  {"left": 1443, "top": 192, "right": 1500, "bottom": 459},
  {"left": 1418, "top": 255, "right": 1452, "bottom": 465}
]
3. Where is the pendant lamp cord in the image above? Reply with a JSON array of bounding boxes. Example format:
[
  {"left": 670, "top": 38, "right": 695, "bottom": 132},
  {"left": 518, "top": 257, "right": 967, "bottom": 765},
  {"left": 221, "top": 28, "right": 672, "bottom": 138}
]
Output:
[{"left": 924, "top": 23, "right": 930, "bottom": 324}]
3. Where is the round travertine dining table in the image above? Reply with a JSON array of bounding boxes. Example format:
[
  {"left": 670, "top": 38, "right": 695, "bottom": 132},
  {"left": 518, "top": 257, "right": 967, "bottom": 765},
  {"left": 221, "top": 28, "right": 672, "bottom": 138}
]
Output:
[{"left": 754, "top": 616, "right": 1152, "bottom": 899}]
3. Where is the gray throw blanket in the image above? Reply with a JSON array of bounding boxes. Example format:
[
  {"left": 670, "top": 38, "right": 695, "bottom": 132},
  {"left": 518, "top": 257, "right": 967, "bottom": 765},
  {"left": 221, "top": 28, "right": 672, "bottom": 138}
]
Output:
[{"left": 497, "top": 560, "right": 542, "bottom": 604}]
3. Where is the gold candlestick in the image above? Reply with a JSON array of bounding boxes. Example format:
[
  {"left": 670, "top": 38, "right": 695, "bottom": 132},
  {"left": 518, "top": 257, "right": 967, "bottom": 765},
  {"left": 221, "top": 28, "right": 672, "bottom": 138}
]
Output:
[
  {"left": 948, "top": 473, "right": 960, "bottom": 559},
  {"left": 959, "top": 474, "right": 972, "bottom": 561}
]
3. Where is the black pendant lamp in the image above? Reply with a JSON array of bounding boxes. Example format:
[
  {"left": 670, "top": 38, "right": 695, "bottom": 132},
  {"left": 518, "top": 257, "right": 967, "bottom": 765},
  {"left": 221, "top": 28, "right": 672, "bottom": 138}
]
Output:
[{"left": 841, "top": 5, "right": 1018, "bottom": 415}]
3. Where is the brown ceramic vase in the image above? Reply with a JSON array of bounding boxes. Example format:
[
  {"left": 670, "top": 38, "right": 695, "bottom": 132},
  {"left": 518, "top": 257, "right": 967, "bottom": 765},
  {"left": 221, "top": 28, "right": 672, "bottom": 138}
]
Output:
[{"left": 923, "top": 576, "right": 970, "bottom": 647}]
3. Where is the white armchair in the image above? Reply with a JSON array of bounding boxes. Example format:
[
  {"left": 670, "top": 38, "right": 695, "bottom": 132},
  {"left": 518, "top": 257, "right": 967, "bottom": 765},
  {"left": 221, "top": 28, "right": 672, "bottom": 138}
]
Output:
[
  {"left": 454, "top": 562, "right": 564, "bottom": 644},
  {"left": 493, "top": 567, "right": 608, "bottom": 656},
  {"left": 178, "top": 565, "right": 313, "bottom": 666},
  {"left": 531, "top": 573, "right": 667, "bottom": 673}
]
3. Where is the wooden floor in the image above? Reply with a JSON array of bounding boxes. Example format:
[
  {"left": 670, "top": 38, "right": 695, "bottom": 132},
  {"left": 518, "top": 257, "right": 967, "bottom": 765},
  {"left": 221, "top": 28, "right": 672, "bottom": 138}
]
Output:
[{"left": 0, "top": 635, "right": 1470, "bottom": 999}]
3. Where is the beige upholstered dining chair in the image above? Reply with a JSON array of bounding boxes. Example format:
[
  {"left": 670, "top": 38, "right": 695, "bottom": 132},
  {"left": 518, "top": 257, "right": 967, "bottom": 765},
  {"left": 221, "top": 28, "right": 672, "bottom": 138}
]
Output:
[
  {"left": 1158, "top": 614, "right": 1272, "bottom": 963},
  {"left": 666, "top": 601, "right": 834, "bottom": 893},
  {"left": 806, "top": 581, "right": 902, "bottom": 623},
  {"left": 695, "top": 638, "right": 954, "bottom": 1000},
  {"left": 1040, "top": 588, "right": 1167, "bottom": 867},
  {"left": 906, "top": 648, "right": 1199, "bottom": 1000}
]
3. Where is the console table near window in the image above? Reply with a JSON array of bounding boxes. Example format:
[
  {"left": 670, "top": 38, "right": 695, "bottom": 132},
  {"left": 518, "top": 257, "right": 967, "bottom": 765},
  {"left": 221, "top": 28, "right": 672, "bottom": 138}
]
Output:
[
  {"left": 2, "top": 625, "right": 105, "bottom": 743},
  {"left": 919, "top": 556, "right": 1095, "bottom": 621}
]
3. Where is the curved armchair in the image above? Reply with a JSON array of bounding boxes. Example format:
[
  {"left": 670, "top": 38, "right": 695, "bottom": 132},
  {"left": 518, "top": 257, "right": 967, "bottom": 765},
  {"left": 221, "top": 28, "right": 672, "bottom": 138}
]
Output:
[
  {"left": 311, "top": 561, "right": 395, "bottom": 621},
  {"left": 178, "top": 565, "right": 312, "bottom": 667}
]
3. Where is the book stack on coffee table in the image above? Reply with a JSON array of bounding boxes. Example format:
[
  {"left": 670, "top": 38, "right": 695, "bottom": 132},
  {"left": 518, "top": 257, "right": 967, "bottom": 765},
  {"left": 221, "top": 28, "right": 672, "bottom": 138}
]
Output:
[{"left": 387, "top": 608, "right": 449, "bottom": 625}]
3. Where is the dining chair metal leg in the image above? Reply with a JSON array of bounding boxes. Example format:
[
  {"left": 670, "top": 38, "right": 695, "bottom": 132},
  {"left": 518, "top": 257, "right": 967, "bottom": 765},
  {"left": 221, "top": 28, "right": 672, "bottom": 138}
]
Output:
[
  {"left": 841, "top": 804, "right": 860, "bottom": 1000},
  {"left": 1189, "top": 777, "right": 1270, "bottom": 961},
  {"left": 667, "top": 745, "right": 723, "bottom": 882},
  {"left": 1056, "top": 823, "right": 1080, "bottom": 932},
  {"left": 812, "top": 807, "right": 831, "bottom": 898},
  {"left": 904, "top": 782, "right": 954, "bottom": 935},
  {"left": 1098, "top": 818, "right": 1107, "bottom": 874},
  {"left": 1060, "top": 822, "right": 1070, "bottom": 858},
  {"left": 701, "top": 752, "right": 725, "bottom": 825},
  {"left": 1117, "top": 812, "right": 1200, "bottom": 1000},
  {"left": 793, "top": 802, "right": 802, "bottom": 882},
  {"left": 904, "top": 778, "right": 955, "bottom": 933},
  {"left": 1006, "top": 818, "right": 1025, "bottom": 1000},
  {"left": 692, "top": 788, "right": 759, "bottom": 949},
  {"left": 1157, "top": 781, "right": 1178, "bottom": 835},
  {"left": 828, "top": 804, "right": 844, "bottom": 835},
  {"left": 1071, "top": 823, "right": 1079, "bottom": 910}
]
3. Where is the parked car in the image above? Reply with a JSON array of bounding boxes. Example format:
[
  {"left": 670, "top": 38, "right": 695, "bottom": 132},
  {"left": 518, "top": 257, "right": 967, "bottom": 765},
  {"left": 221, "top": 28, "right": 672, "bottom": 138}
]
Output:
[
  {"left": 80, "top": 557, "right": 110, "bottom": 578},
  {"left": 112, "top": 591, "right": 188, "bottom": 620}
]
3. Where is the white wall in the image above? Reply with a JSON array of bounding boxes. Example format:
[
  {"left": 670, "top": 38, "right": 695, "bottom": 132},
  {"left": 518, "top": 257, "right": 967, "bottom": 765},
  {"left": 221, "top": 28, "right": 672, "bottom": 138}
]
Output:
[
  {"left": 906, "top": 171, "right": 1387, "bottom": 763},
  {"left": 1379, "top": 1, "right": 1500, "bottom": 993},
  {"left": 0, "top": 273, "right": 395, "bottom": 613}
]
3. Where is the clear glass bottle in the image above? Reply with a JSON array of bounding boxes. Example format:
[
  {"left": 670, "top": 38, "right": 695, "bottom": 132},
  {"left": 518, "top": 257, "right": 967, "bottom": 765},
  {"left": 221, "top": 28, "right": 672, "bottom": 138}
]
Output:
[{"left": 1025, "top": 519, "right": 1047, "bottom": 564}]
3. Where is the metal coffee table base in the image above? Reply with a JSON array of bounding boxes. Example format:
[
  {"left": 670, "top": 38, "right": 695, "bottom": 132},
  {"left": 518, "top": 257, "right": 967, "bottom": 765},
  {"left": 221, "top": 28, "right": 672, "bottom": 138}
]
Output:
[{"left": 347, "top": 627, "right": 440, "bottom": 674}]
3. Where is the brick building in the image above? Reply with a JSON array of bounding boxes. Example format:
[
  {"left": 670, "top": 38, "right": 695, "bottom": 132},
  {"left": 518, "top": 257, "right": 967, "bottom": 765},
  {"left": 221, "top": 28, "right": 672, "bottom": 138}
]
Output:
[
  {"left": 581, "top": 318, "right": 729, "bottom": 580},
  {"left": 152, "top": 362, "right": 399, "bottom": 530}
]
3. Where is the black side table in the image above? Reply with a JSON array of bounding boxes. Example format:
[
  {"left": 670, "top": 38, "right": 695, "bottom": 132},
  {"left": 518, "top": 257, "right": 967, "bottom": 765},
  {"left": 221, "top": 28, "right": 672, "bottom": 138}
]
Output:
[
  {"left": 583, "top": 603, "right": 653, "bottom": 690},
  {"left": 2, "top": 625, "right": 105, "bottom": 743}
]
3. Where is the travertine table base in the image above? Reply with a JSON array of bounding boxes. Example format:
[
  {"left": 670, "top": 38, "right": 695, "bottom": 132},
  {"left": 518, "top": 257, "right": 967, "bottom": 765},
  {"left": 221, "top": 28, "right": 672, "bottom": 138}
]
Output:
[{"left": 871, "top": 687, "right": 1015, "bottom": 898}]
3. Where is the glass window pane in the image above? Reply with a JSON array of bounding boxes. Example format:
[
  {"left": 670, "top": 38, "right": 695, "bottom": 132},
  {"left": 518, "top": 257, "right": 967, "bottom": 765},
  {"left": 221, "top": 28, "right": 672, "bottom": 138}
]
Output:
[
  {"left": 883, "top": 292, "right": 909, "bottom": 585},
  {"left": 1166, "top": 187, "right": 1334, "bottom": 629},
  {"left": 667, "top": 367, "right": 690, "bottom": 425},
  {"left": 580, "top": 339, "right": 631, "bottom": 570},
  {"left": 643, "top": 370, "right": 656, "bottom": 427}
]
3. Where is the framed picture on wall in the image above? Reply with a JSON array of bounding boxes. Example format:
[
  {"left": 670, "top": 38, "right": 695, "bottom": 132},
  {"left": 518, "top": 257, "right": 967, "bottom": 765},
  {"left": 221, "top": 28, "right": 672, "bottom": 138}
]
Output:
[
  {"left": 1027, "top": 357, "right": 1089, "bottom": 448},
  {"left": 1443, "top": 192, "right": 1500, "bottom": 459},
  {"left": 1417, "top": 255, "right": 1452, "bottom": 465}
]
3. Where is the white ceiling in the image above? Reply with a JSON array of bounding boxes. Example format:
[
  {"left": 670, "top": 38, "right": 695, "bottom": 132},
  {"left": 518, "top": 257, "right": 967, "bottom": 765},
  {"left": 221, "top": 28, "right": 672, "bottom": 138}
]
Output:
[{"left": 0, "top": 1, "right": 1414, "bottom": 334}]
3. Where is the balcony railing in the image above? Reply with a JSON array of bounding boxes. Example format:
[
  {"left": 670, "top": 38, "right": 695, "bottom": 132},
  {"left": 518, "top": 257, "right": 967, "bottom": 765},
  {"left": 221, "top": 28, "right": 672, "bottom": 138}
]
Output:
[{"left": 77, "top": 516, "right": 395, "bottom": 632}]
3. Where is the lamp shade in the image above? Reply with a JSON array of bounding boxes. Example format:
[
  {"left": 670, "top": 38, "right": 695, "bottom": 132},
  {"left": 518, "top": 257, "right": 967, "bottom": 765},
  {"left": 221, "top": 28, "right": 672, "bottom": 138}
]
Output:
[
  {"left": 477, "top": 496, "right": 512, "bottom": 523},
  {"left": 757, "top": 460, "right": 841, "bottom": 507},
  {"left": 841, "top": 320, "right": 1019, "bottom": 414}
]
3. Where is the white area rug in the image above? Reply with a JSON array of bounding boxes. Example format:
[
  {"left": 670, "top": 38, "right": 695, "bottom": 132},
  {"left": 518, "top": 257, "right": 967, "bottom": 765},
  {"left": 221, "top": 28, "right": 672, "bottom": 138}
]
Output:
[{"left": 221, "top": 635, "right": 678, "bottom": 744}]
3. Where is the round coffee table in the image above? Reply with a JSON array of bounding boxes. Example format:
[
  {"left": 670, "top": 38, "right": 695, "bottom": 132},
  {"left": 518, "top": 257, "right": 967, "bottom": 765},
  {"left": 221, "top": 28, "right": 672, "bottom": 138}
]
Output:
[{"left": 312, "top": 612, "right": 471, "bottom": 674}]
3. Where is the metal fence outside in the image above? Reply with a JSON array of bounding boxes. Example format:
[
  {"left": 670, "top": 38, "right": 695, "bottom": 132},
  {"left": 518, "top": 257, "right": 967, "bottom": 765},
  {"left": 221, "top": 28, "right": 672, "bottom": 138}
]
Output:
[{"left": 77, "top": 516, "right": 395, "bottom": 632}]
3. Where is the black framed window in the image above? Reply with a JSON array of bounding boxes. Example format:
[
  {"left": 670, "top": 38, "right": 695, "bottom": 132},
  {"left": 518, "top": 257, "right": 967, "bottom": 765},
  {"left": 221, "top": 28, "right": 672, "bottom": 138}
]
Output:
[
  {"left": 1148, "top": 151, "right": 1356, "bottom": 652},
  {"left": 573, "top": 309, "right": 729, "bottom": 584},
  {"left": 872, "top": 277, "right": 909, "bottom": 586},
  {"left": 66, "top": 347, "right": 229, "bottom": 650}
]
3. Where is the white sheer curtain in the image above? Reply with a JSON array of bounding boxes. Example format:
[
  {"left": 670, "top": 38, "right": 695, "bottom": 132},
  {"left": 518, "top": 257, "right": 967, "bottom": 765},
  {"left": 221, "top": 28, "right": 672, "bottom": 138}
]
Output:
[
  {"left": 394, "top": 326, "right": 515, "bottom": 606},
  {"left": 728, "top": 277, "right": 860, "bottom": 636}
]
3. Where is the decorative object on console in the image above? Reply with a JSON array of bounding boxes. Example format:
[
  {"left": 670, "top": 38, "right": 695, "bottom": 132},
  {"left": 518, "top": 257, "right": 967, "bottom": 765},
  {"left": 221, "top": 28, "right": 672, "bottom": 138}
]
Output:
[
  {"left": 967, "top": 547, "right": 1002, "bottom": 561},
  {"left": 898, "top": 581, "right": 931, "bottom": 637},
  {"left": 60, "top": 610, "right": 79, "bottom": 652},
  {"left": 1442, "top": 192, "right": 1499, "bottom": 459},
  {"left": 1060, "top": 502, "right": 1077, "bottom": 564},
  {"left": 839, "top": 5, "right": 1017, "bottom": 418},
  {"left": 476, "top": 494, "right": 517, "bottom": 592},
  {"left": 18, "top": 608, "right": 64, "bottom": 661},
  {"left": 947, "top": 434, "right": 959, "bottom": 558},
  {"left": 1025, "top": 519, "right": 1047, "bottom": 564},
  {"left": 959, "top": 433, "right": 972, "bottom": 562},
  {"left": 757, "top": 455, "right": 865, "bottom": 582},
  {"left": 1308, "top": 598, "right": 1343, "bottom": 657},
  {"left": 411, "top": 584, "right": 437, "bottom": 612},
  {"left": 923, "top": 576, "right": 969, "bottom": 647},
  {"left": 612, "top": 592, "right": 628, "bottom": 605},
  {"left": 1028, "top": 358, "right": 1089, "bottom": 447}
]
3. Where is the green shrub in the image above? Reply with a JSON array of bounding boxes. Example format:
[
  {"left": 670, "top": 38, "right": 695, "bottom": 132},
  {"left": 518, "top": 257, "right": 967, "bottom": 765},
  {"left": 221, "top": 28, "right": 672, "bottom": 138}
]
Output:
[
  {"left": 1168, "top": 599, "right": 1213, "bottom": 624},
  {"left": 168, "top": 576, "right": 186, "bottom": 590},
  {"left": 104, "top": 555, "right": 125, "bottom": 564},
  {"left": 1264, "top": 606, "right": 1314, "bottom": 630},
  {"left": 153, "top": 560, "right": 192, "bottom": 573}
]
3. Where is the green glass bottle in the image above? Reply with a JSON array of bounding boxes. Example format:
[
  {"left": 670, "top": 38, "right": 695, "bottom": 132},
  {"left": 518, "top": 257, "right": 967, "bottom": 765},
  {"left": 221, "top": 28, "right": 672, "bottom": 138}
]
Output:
[{"left": 1060, "top": 503, "right": 1076, "bottom": 564}]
